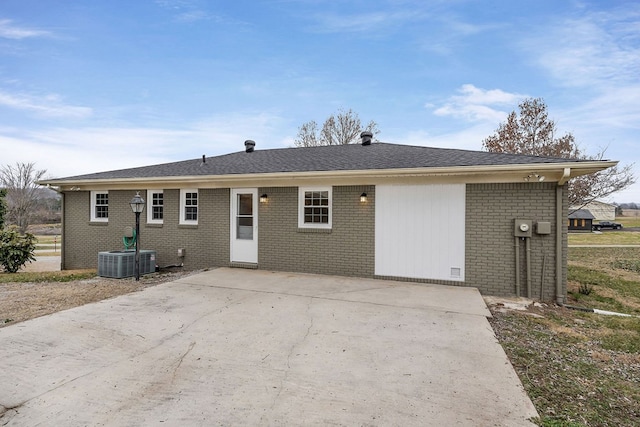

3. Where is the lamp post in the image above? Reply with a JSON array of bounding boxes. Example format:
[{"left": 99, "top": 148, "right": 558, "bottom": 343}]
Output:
[{"left": 129, "top": 192, "right": 145, "bottom": 281}]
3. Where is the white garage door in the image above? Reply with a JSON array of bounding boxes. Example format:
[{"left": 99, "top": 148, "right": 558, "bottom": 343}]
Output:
[{"left": 375, "top": 184, "right": 465, "bottom": 281}]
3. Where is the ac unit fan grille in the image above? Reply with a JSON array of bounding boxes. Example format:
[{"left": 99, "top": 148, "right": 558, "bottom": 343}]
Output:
[{"left": 98, "top": 250, "right": 156, "bottom": 278}]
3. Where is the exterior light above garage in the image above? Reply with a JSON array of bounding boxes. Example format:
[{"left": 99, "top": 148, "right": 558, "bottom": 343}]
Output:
[{"left": 524, "top": 173, "right": 545, "bottom": 182}]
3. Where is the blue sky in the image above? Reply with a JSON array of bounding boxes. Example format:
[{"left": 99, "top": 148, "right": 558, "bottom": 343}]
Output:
[{"left": 1, "top": 0, "right": 638, "bottom": 202}]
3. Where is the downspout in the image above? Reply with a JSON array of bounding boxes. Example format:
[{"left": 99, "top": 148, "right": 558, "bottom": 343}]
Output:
[
  {"left": 556, "top": 168, "right": 570, "bottom": 305},
  {"left": 60, "top": 191, "right": 65, "bottom": 271}
]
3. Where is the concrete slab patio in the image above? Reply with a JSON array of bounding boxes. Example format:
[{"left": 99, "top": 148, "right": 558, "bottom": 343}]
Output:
[{"left": 0, "top": 268, "right": 538, "bottom": 426}]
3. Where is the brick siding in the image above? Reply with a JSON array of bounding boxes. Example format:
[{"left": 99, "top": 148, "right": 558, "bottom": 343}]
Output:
[
  {"left": 62, "top": 189, "right": 229, "bottom": 271},
  {"left": 62, "top": 182, "right": 566, "bottom": 300},
  {"left": 258, "top": 186, "right": 375, "bottom": 277},
  {"left": 465, "top": 182, "right": 567, "bottom": 300}
]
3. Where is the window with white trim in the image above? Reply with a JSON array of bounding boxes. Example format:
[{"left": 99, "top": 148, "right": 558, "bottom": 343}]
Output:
[
  {"left": 90, "top": 191, "right": 108, "bottom": 222},
  {"left": 298, "top": 187, "right": 332, "bottom": 229},
  {"left": 147, "top": 190, "right": 164, "bottom": 224},
  {"left": 180, "top": 189, "right": 198, "bottom": 225}
]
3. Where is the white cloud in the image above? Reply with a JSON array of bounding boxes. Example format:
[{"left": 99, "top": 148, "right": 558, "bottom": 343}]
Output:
[
  {"left": 432, "top": 84, "right": 526, "bottom": 122},
  {"left": 518, "top": 4, "right": 640, "bottom": 184},
  {"left": 386, "top": 120, "right": 497, "bottom": 152},
  {"left": 523, "top": 5, "right": 640, "bottom": 88},
  {"left": 0, "top": 19, "right": 50, "bottom": 39},
  {"left": 0, "top": 90, "right": 92, "bottom": 118},
  {"left": 0, "top": 111, "right": 288, "bottom": 179},
  {"left": 312, "top": 10, "right": 422, "bottom": 34},
  {"left": 155, "top": 0, "right": 231, "bottom": 24},
  {"left": 561, "top": 86, "right": 640, "bottom": 131}
]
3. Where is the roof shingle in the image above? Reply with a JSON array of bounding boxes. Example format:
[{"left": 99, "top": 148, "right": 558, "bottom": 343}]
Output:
[{"left": 53, "top": 142, "right": 595, "bottom": 181}]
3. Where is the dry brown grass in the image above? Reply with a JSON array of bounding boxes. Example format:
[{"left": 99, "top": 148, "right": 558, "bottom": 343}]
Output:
[{"left": 0, "top": 270, "right": 195, "bottom": 327}]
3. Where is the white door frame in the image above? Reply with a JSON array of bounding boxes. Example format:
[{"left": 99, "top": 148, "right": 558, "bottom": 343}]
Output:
[{"left": 230, "top": 188, "right": 258, "bottom": 264}]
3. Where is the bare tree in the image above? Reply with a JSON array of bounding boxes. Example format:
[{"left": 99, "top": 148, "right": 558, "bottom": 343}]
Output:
[
  {"left": 0, "top": 162, "right": 47, "bottom": 233},
  {"left": 483, "top": 98, "right": 635, "bottom": 209},
  {"left": 0, "top": 189, "right": 7, "bottom": 229},
  {"left": 295, "top": 120, "right": 321, "bottom": 147},
  {"left": 295, "top": 108, "right": 380, "bottom": 147}
]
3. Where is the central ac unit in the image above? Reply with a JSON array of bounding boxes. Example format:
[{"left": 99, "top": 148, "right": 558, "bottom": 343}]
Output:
[{"left": 97, "top": 250, "right": 156, "bottom": 278}]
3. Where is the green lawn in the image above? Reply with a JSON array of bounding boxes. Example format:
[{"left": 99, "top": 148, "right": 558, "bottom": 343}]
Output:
[
  {"left": 34, "top": 235, "right": 62, "bottom": 252},
  {"left": 617, "top": 217, "right": 640, "bottom": 228},
  {"left": 0, "top": 270, "right": 96, "bottom": 283},
  {"left": 569, "top": 231, "right": 640, "bottom": 245},
  {"left": 35, "top": 235, "right": 62, "bottom": 244}
]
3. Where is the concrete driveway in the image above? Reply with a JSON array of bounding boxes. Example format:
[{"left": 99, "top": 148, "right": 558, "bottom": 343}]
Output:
[{"left": 0, "top": 268, "right": 537, "bottom": 426}]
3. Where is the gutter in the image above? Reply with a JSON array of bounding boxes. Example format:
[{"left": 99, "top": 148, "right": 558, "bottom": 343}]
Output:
[{"left": 38, "top": 161, "right": 617, "bottom": 189}]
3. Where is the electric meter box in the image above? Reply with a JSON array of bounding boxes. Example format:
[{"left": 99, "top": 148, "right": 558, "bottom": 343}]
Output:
[
  {"left": 514, "top": 219, "right": 533, "bottom": 237},
  {"left": 536, "top": 221, "right": 551, "bottom": 235}
]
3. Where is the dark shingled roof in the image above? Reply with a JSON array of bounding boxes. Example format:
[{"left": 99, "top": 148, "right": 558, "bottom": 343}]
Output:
[
  {"left": 568, "top": 209, "right": 595, "bottom": 220},
  {"left": 55, "top": 142, "right": 590, "bottom": 181}
]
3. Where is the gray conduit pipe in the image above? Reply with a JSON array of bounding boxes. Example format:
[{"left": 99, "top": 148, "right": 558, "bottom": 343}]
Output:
[
  {"left": 556, "top": 178, "right": 567, "bottom": 305},
  {"left": 526, "top": 237, "right": 532, "bottom": 298},
  {"left": 540, "top": 254, "right": 547, "bottom": 301},
  {"left": 515, "top": 236, "right": 520, "bottom": 297}
]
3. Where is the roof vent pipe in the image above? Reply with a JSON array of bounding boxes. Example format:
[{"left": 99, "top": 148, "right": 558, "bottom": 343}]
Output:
[
  {"left": 245, "top": 140, "right": 256, "bottom": 153},
  {"left": 360, "top": 131, "right": 373, "bottom": 146},
  {"left": 202, "top": 155, "right": 206, "bottom": 163}
]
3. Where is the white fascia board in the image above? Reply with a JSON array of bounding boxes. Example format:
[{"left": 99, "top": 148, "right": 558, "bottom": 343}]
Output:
[{"left": 41, "top": 160, "right": 618, "bottom": 191}]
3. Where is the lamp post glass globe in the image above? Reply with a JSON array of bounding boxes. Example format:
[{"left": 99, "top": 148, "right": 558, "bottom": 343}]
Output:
[{"left": 130, "top": 193, "right": 145, "bottom": 213}]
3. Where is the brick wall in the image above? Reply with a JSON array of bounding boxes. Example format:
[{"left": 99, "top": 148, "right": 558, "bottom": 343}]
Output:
[
  {"left": 141, "top": 189, "right": 230, "bottom": 270},
  {"left": 62, "top": 183, "right": 567, "bottom": 301},
  {"left": 63, "top": 191, "right": 110, "bottom": 269},
  {"left": 465, "top": 182, "right": 567, "bottom": 300},
  {"left": 62, "top": 186, "right": 375, "bottom": 276},
  {"left": 258, "top": 185, "right": 375, "bottom": 277},
  {"left": 62, "top": 189, "right": 229, "bottom": 271}
]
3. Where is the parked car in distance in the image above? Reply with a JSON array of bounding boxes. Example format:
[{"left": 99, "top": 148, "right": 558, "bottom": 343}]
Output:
[{"left": 592, "top": 221, "right": 623, "bottom": 231}]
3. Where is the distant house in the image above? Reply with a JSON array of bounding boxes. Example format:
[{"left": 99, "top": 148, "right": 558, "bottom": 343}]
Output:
[
  {"left": 568, "top": 209, "right": 595, "bottom": 231},
  {"left": 570, "top": 200, "right": 616, "bottom": 221},
  {"left": 40, "top": 137, "right": 616, "bottom": 303}
]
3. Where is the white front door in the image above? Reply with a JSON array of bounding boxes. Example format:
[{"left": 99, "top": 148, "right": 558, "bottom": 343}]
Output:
[{"left": 230, "top": 188, "right": 258, "bottom": 264}]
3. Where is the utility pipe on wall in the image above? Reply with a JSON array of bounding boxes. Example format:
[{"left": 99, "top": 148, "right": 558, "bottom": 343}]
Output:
[
  {"left": 540, "top": 254, "right": 547, "bottom": 301},
  {"left": 514, "top": 236, "right": 520, "bottom": 297},
  {"left": 526, "top": 237, "right": 532, "bottom": 298}
]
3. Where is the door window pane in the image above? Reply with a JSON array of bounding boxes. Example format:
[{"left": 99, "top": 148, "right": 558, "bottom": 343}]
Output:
[
  {"left": 236, "top": 193, "right": 253, "bottom": 239},
  {"left": 239, "top": 194, "right": 253, "bottom": 215}
]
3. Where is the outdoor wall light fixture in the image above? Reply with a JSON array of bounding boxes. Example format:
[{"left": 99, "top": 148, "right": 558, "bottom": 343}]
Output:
[
  {"left": 129, "top": 192, "right": 145, "bottom": 281},
  {"left": 524, "top": 173, "right": 545, "bottom": 182},
  {"left": 260, "top": 194, "right": 268, "bottom": 203},
  {"left": 360, "top": 192, "right": 368, "bottom": 203}
]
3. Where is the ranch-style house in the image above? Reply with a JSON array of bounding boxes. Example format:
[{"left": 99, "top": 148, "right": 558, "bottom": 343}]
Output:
[{"left": 40, "top": 135, "right": 616, "bottom": 303}]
